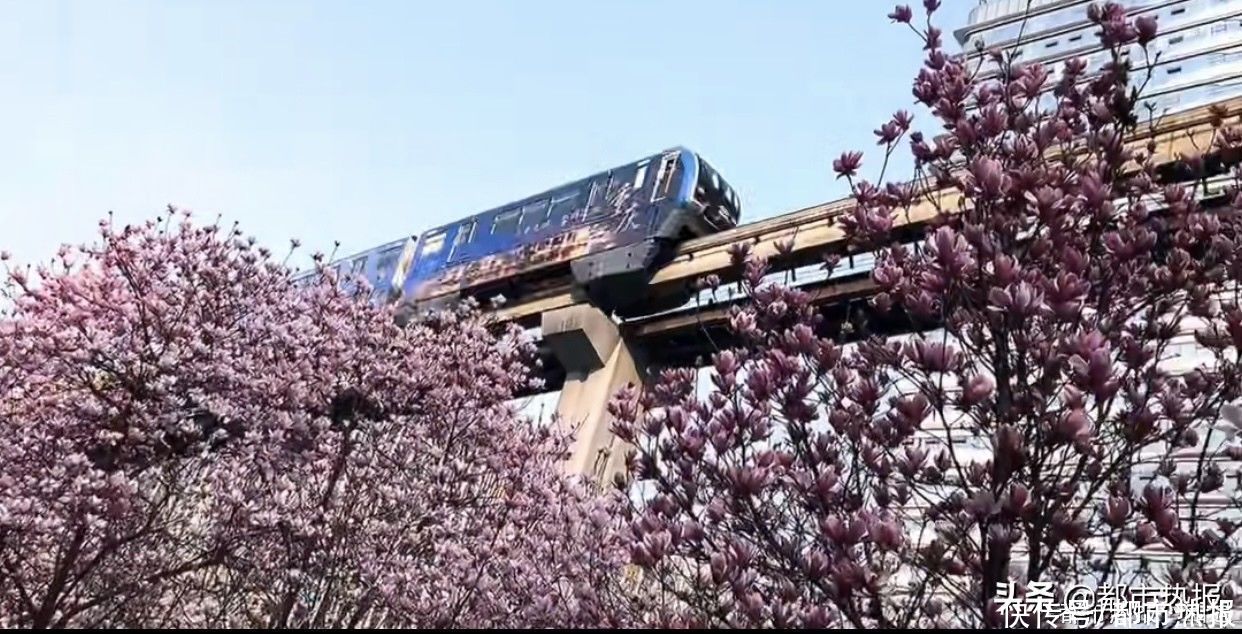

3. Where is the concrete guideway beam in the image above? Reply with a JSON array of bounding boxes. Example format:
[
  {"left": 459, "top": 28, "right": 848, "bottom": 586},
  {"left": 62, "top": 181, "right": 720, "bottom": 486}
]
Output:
[{"left": 541, "top": 304, "right": 647, "bottom": 481}]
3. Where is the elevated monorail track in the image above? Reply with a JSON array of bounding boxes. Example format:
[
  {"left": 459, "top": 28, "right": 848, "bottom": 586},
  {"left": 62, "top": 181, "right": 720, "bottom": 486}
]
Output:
[{"left": 502, "top": 98, "right": 1242, "bottom": 395}]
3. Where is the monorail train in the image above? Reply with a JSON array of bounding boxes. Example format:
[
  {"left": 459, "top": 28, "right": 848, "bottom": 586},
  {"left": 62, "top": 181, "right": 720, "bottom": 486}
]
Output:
[
  {"left": 296, "top": 236, "right": 418, "bottom": 304},
  {"left": 296, "top": 147, "right": 741, "bottom": 318}
]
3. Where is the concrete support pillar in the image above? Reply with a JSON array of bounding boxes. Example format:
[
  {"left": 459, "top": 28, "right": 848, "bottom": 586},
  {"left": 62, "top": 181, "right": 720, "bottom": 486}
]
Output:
[{"left": 541, "top": 303, "right": 646, "bottom": 482}]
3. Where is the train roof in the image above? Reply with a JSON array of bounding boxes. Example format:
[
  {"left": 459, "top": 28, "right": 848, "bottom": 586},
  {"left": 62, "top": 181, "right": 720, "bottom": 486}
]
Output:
[{"left": 415, "top": 146, "right": 691, "bottom": 239}]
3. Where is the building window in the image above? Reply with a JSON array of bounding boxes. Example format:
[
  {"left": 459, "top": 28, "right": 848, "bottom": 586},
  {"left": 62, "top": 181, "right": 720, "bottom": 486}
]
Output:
[
  {"left": 1213, "top": 23, "right": 1229, "bottom": 35},
  {"left": 1167, "top": 65, "right": 1182, "bottom": 75},
  {"left": 1069, "top": 33, "right": 1083, "bottom": 43},
  {"left": 1170, "top": 35, "right": 1184, "bottom": 44},
  {"left": 1171, "top": 7, "right": 1186, "bottom": 15},
  {"left": 1046, "top": 38, "right": 1059, "bottom": 49}
]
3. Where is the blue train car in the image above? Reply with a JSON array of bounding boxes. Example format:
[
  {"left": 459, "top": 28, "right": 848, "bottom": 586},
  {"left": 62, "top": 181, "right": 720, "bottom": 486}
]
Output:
[
  {"left": 292, "top": 236, "right": 418, "bottom": 305},
  {"left": 399, "top": 147, "right": 740, "bottom": 318},
  {"left": 296, "top": 147, "right": 740, "bottom": 320}
]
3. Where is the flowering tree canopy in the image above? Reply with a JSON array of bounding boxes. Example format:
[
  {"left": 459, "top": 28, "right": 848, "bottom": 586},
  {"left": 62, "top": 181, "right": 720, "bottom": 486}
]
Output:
[
  {"left": 9, "top": 2, "right": 1242, "bottom": 630},
  {"left": 612, "top": 2, "right": 1242, "bottom": 628},
  {"left": 0, "top": 210, "right": 628, "bottom": 628}
]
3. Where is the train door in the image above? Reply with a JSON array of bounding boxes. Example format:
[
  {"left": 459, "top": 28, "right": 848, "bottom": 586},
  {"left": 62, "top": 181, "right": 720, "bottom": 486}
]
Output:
[
  {"left": 390, "top": 238, "right": 418, "bottom": 297},
  {"left": 651, "top": 153, "right": 681, "bottom": 203},
  {"left": 447, "top": 219, "right": 477, "bottom": 263},
  {"left": 368, "top": 241, "right": 407, "bottom": 303},
  {"left": 403, "top": 229, "right": 449, "bottom": 300},
  {"left": 582, "top": 172, "right": 614, "bottom": 223},
  {"left": 605, "top": 163, "right": 638, "bottom": 207},
  {"left": 489, "top": 208, "right": 522, "bottom": 252},
  {"left": 603, "top": 160, "right": 647, "bottom": 236},
  {"left": 646, "top": 151, "right": 684, "bottom": 234},
  {"left": 518, "top": 199, "right": 550, "bottom": 236},
  {"left": 340, "top": 253, "right": 369, "bottom": 295},
  {"left": 546, "top": 184, "right": 584, "bottom": 230}
]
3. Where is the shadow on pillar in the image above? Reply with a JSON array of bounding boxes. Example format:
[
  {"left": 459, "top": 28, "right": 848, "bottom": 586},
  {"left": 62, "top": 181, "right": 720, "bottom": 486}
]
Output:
[{"left": 541, "top": 303, "right": 648, "bottom": 482}]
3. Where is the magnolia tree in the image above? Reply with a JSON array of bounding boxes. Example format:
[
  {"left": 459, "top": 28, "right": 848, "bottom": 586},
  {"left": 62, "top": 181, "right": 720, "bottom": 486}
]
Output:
[
  {"left": 611, "top": 2, "right": 1242, "bottom": 628},
  {"left": 0, "top": 210, "right": 631, "bottom": 628}
]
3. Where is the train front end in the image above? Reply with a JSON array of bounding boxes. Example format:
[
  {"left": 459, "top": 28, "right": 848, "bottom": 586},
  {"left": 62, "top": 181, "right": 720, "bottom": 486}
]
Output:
[{"left": 687, "top": 152, "right": 742, "bottom": 233}]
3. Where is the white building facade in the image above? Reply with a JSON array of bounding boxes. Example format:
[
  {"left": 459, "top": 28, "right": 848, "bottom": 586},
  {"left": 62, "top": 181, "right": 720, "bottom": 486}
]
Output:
[{"left": 957, "top": 0, "right": 1242, "bottom": 117}]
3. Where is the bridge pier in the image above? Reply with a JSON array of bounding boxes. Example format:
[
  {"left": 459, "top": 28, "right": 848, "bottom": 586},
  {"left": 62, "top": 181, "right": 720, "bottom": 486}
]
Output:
[{"left": 541, "top": 303, "right": 645, "bottom": 481}]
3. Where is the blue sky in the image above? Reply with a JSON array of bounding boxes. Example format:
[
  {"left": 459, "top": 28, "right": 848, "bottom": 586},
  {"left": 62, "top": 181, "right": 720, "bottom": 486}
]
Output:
[{"left": 0, "top": 0, "right": 973, "bottom": 269}]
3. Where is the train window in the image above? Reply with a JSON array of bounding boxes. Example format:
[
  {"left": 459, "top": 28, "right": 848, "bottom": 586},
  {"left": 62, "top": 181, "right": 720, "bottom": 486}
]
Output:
[
  {"left": 634, "top": 161, "right": 649, "bottom": 189},
  {"left": 607, "top": 165, "right": 640, "bottom": 209},
  {"left": 391, "top": 240, "right": 417, "bottom": 288},
  {"left": 586, "top": 174, "right": 611, "bottom": 210},
  {"left": 548, "top": 188, "right": 582, "bottom": 226},
  {"left": 374, "top": 245, "right": 402, "bottom": 282},
  {"left": 420, "top": 232, "right": 446, "bottom": 260},
  {"left": 520, "top": 200, "right": 549, "bottom": 232},
  {"left": 492, "top": 209, "right": 521, "bottom": 235},
  {"left": 700, "top": 160, "right": 721, "bottom": 196},
  {"left": 653, "top": 155, "right": 677, "bottom": 202},
  {"left": 449, "top": 220, "right": 476, "bottom": 259}
]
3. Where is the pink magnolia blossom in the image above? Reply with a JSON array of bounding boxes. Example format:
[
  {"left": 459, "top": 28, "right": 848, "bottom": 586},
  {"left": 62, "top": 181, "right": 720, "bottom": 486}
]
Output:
[
  {"left": 0, "top": 209, "right": 633, "bottom": 628},
  {"left": 611, "top": 3, "right": 1242, "bottom": 628}
]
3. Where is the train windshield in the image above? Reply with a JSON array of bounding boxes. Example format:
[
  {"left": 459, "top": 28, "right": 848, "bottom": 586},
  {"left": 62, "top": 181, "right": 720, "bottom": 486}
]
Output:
[{"left": 696, "top": 158, "right": 740, "bottom": 225}]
